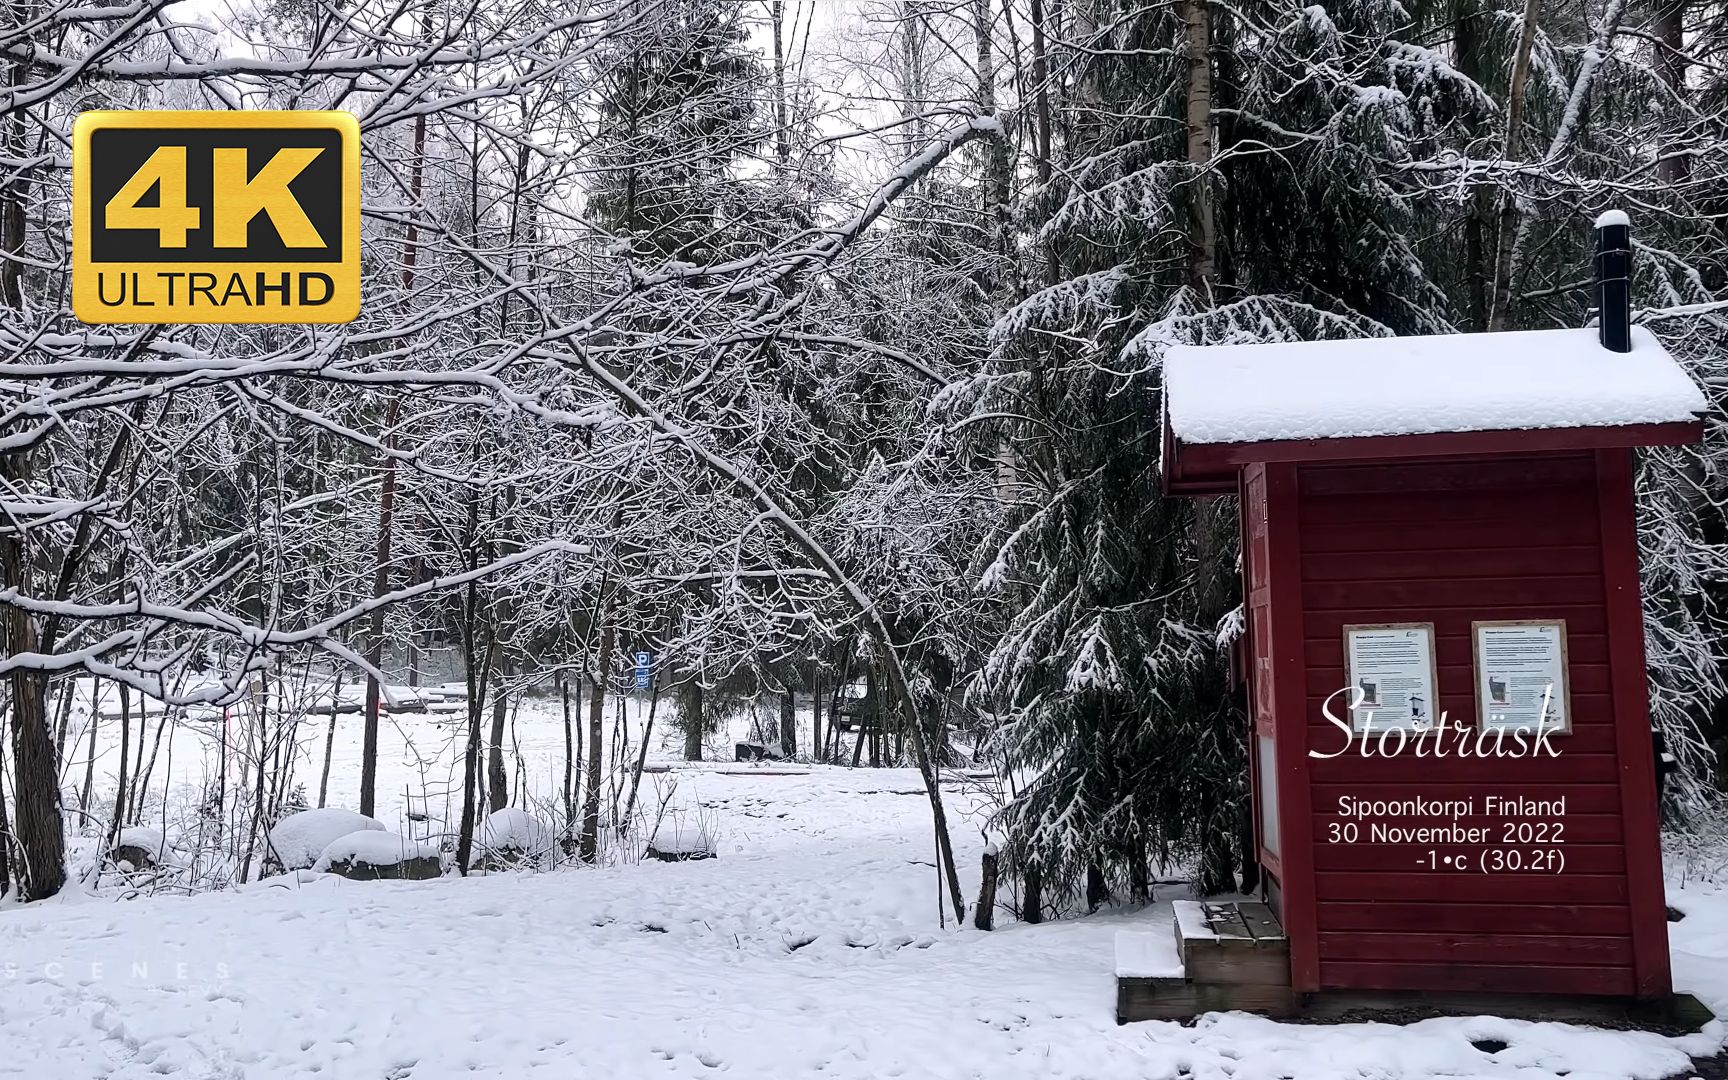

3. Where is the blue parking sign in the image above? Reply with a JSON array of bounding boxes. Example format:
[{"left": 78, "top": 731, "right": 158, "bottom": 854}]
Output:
[{"left": 633, "top": 651, "right": 652, "bottom": 689}]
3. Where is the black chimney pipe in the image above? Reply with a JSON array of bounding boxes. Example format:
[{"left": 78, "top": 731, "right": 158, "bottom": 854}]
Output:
[{"left": 1594, "top": 209, "right": 1632, "bottom": 353}]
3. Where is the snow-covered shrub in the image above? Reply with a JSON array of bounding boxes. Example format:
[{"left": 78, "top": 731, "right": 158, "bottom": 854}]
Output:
[
  {"left": 269, "top": 808, "right": 385, "bottom": 871},
  {"left": 1672, "top": 801, "right": 1728, "bottom": 886},
  {"left": 313, "top": 832, "right": 442, "bottom": 881}
]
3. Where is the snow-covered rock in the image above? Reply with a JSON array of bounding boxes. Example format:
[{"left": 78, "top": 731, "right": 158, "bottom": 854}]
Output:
[
  {"left": 313, "top": 831, "right": 442, "bottom": 880},
  {"left": 269, "top": 808, "right": 385, "bottom": 870},
  {"left": 110, "top": 826, "right": 166, "bottom": 870},
  {"left": 477, "top": 808, "right": 555, "bottom": 866},
  {"left": 646, "top": 819, "right": 714, "bottom": 862}
]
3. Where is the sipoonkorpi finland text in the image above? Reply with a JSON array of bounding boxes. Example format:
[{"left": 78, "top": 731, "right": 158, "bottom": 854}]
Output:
[{"left": 1334, "top": 795, "right": 1567, "bottom": 820}]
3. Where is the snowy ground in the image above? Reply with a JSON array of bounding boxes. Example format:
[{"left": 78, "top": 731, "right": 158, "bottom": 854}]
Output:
[
  {"left": 15, "top": 678, "right": 1728, "bottom": 1078},
  {"left": 4, "top": 758, "right": 1728, "bottom": 1079}
]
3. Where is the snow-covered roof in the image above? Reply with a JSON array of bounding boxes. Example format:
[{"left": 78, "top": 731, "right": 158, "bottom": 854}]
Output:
[{"left": 1163, "top": 326, "right": 1706, "bottom": 446}]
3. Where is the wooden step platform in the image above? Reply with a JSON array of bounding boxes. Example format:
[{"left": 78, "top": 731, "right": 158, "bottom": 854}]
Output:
[
  {"left": 1116, "top": 901, "right": 1296, "bottom": 1023},
  {"left": 1118, "top": 902, "right": 1714, "bottom": 1029}
]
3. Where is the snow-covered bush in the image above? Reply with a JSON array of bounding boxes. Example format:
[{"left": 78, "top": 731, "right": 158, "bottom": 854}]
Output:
[
  {"left": 313, "top": 832, "right": 442, "bottom": 881},
  {"left": 269, "top": 809, "right": 385, "bottom": 871}
]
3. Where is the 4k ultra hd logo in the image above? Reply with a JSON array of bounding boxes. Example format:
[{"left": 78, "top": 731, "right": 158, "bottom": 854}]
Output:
[{"left": 73, "top": 111, "right": 360, "bottom": 324}]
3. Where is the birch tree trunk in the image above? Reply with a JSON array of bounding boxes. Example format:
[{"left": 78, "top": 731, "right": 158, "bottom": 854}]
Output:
[
  {"left": 1486, "top": 0, "right": 1542, "bottom": 330},
  {"left": 1497, "top": 0, "right": 1629, "bottom": 324},
  {"left": 1182, "top": 0, "right": 1217, "bottom": 294},
  {"left": 974, "top": 0, "right": 1012, "bottom": 286}
]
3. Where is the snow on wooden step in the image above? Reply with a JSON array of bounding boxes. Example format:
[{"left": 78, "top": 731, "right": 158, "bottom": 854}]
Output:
[
  {"left": 1172, "top": 900, "right": 1217, "bottom": 943},
  {"left": 1114, "top": 930, "right": 1184, "bottom": 979}
]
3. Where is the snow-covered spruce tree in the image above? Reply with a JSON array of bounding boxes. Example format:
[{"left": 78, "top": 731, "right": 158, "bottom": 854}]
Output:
[
  {"left": 959, "top": 0, "right": 1483, "bottom": 907},
  {"left": 1415, "top": 0, "right": 1728, "bottom": 808},
  {"left": 585, "top": 0, "right": 766, "bottom": 263}
]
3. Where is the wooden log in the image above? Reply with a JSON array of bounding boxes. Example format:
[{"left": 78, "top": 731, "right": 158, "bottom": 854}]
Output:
[{"left": 974, "top": 846, "right": 998, "bottom": 931}]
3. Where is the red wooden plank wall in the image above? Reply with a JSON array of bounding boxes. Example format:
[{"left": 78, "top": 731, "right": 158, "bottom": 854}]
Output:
[{"left": 1292, "top": 451, "right": 1643, "bottom": 996}]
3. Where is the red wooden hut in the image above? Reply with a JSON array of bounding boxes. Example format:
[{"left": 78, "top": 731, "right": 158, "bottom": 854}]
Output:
[{"left": 1153, "top": 215, "right": 1708, "bottom": 1010}]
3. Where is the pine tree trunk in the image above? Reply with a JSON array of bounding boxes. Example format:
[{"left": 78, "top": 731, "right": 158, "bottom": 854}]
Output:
[
  {"left": 1022, "top": 861, "right": 1044, "bottom": 924},
  {"left": 2, "top": 475, "right": 66, "bottom": 900},
  {"left": 1654, "top": 0, "right": 1689, "bottom": 184},
  {"left": 683, "top": 678, "right": 704, "bottom": 762},
  {"left": 1086, "top": 863, "right": 1108, "bottom": 912},
  {"left": 1465, "top": 200, "right": 1489, "bottom": 331},
  {"left": 780, "top": 686, "right": 796, "bottom": 758},
  {"left": 1129, "top": 848, "right": 1152, "bottom": 904},
  {"left": 0, "top": 54, "right": 63, "bottom": 900},
  {"left": 579, "top": 620, "right": 613, "bottom": 862},
  {"left": 0, "top": 62, "right": 28, "bottom": 313}
]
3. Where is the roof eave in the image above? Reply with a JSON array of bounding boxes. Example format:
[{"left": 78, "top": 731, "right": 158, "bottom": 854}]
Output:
[{"left": 1162, "top": 418, "right": 1704, "bottom": 497}]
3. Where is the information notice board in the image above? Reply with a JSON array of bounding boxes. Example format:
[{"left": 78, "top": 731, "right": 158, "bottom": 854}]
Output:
[
  {"left": 1342, "top": 623, "right": 1438, "bottom": 733},
  {"left": 1473, "top": 620, "right": 1570, "bottom": 733}
]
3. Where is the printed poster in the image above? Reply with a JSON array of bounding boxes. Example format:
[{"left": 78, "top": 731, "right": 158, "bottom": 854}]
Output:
[
  {"left": 1343, "top": 623, "right": 1438, "bottom": 733},
  {"left": 1474, "top": 620, "right": 1570, "bottom": 732}
]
